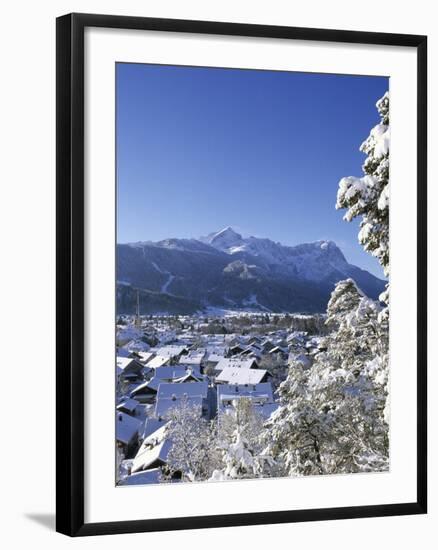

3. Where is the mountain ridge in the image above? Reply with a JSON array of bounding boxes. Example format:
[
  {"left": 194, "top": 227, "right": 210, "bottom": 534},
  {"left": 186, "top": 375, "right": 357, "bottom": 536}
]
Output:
[{"left": 117, "top": 228, "right": 386, "bottom": 315}]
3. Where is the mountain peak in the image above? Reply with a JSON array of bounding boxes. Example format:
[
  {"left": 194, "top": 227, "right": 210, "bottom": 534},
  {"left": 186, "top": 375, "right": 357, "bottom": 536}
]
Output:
[
  {"left": 212, "top": 226, "right": 242, "bottom": 239},
  {"left": 317, "top": 239, "right": 346, "bottom": 258},
  {"left": 203, "top": 227, "right": 243, "bottom": 250},
  {"left": 318, "top": 240, "right": 335, "bottom": 249}
]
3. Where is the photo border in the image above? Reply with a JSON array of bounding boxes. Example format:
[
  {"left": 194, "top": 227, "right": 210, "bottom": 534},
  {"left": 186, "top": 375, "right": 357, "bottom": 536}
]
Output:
[{"left": 56, "top": 12, "right": 427, "bottom": 537}]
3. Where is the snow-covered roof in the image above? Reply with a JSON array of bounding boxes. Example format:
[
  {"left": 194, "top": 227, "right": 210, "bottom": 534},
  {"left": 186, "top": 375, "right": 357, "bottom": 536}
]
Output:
[
  {"left": 131, "top": 438, "right": 172, "bottom": 473},
  {"left": 147, "top": 355, "right": 170, "bottom": 369},
  {"left": 117, "top": 398, "right": 140, "bottom": 414},
  {"left": 154, "top": 365, "right": 196, "bottom": 380},
  {"left": 142, "top": 418, "right": 168, "bottom": 440},
  {"left": 152, "top": 381, "right": 209, "bottom": 419},
  {"left": 116, "top": 357, "right": 134, "bottom": 370},
  {"left": 131, "top": 424, "right": 171, "bottom": 473},
  {"left": 172, "top": 371, "right": 205, "bottom": 384},
  {"left": 155, "top": 345, "right": 188, "bottom": 358},
  {"left": 240, "top": 346, "right": 262, "bottom": 359},
  {"left": 206, "top": 353, "right": 225, "bottom": 364},
  {"left": 217, "top": 383, "right": 275, "bottom": 413},
  {"left": 157, "top": 381, "right": 208, "bottom": 400},
  {"left": 142, "top": 423, "right": 168, "bottom": 446},
  {"left": 287, "top": 331, "right": 308, "bottom": 342},
  {"left": 229, "top": 344, "right": 245, "bottom": 352},
  {"left": 130, "top": 378, "right": 160, "bottom": 397},
  {"left": 155, "top": 395, "right": 204, "bottom": 419},
  {"left": 181, "top": 351, "right": 206, "bottom": 365},
  {"left": 117, "top": 347, "right": 134, "bottom": 358},
  {"left": 215, "top": 357, "right": 258, "bottom": 372},
  {"left": 219, "top": 391, "right": 270, "bottom": 402},
  {"left": 119, "top": 468, "right": 161, "bottom": 486},
  {"left": 216, "top": 367, "right": 268, "bottom": 385},
  {"left": 260, "top": 338, "right": 274, "bottom": 346},
  {"left": 116, "top": 411, "right": 142, "bottom": 446},
  {"left": 136, "top": 351, "right": 155, "bottom": 364},
  {"left": 116, "top": 357, "right": 143, "bottom": 372},
  {"left": 205, "top": 342, "right": 227, "bottom": 351}
]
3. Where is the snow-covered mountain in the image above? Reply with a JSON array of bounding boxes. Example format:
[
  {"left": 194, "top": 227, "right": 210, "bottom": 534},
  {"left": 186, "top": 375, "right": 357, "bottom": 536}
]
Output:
[
  {"left": 117, "top": 227, "right": 386, "bottom": 314},
  {"left": 201, "top": 227, "right": 354, "bottom": 282}
]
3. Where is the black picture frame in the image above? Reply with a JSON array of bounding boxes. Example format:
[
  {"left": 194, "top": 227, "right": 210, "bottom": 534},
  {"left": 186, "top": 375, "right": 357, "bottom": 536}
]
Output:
[{"left": 56, "top": 12, "right": 427, "bottom": 537}]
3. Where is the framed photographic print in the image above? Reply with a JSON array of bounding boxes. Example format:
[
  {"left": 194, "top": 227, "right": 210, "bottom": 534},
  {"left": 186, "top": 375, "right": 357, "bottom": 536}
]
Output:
[{"left": 56, "top": 13, "right": 427, "bottom": 536}]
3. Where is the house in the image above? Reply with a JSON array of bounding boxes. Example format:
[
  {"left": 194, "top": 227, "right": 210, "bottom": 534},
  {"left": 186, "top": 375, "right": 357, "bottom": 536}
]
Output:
[
  {"left": 130, "top": 378, "right": 161, "bottom": 404},
  {"left": 172, "top": 370, "right": 205, "bottom": 384},
  {"left": 287, "top": 331, "right": 308, "bottom": 347},
  {"left": 229, "top": 344, "right": 245, "bottom": 356},
  {"left": 215, "top": 366, "right": 269, "bottom": 385},
  {"left": 131, "top": 439, "right": 172, "bottom": 474},
  {"left": 217, "top": 383, "right": 278, "bottom": 419},
  {"left": 240, "top": 345, "right": 263, "bottom": 359},
  {"left": 142, "top": 332, "right": 159, "bottom": 348},
  {"left": 214, "top": 357, "right": 258, "bottom": 373},
  {"left": 155, "top": 395, "right": 206, "bottom": 420},
  {"left": 116, "top": 397, "right": 142, "bottom": 416},
  {"left": 154, "top": 345, "right": 188, "bottom": 360},
  {"left": 131, "top": 424, "right": 172, "bottom": 473},
  {"left": 247, "top": 336, "right": 263, "bottom": 346},
  {"left": 154, "top": 381, "right": 212, "bottom": 420},
  {"left": 116, "top": 356, "right": 145, "bottom": 382},
  {"left": 260, "top": 339, "right": 275, "bottom": 352},
  {"left": 204, "top": 352, "right": 226, "bottom": 371},
  {"left": 154, "top": 365, "right": 201, "bottom": 380},
  {"left": 180, "top": 350, "right": 206, "bottom": 368},
  {"left": 116, "top": 411, "right": 142, "bottom": 458},
  {"left": 132, "top": 364, "right": 206, "bottom": 403}
]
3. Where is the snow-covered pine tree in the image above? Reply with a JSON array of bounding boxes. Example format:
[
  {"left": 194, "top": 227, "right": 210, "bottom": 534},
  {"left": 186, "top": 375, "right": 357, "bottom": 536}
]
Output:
[
  {"left": 163, "top": 398, "right": 221, "bottom": 482},
  {"left": 313, "top": 278, "right": 389, "bottom": 473},
  {"left": 262, "top": 359, "right": 327, "bottom": 477},
  {"left": 335, "top": 90, "right": 390, "bottom": 453},
  {"left": 336, "top": 92, "right": 390, "bottom": 283},
  {"left": 326, "top": 278, "right": 387, "bottom": 368},
  {"left": 214, "top": 397, "right": 271, "bottom": 480},
  {"left": 263, "top": 278, "right": 388, "bottom": 476}
]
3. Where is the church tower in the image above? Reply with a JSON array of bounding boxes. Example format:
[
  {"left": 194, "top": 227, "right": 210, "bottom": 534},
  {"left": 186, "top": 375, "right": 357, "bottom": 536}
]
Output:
[{"left": 134, "top": 289, "right": 141, "bottom": 328}]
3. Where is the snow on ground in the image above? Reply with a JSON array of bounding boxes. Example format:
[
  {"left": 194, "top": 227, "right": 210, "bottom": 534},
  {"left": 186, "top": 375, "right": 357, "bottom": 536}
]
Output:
[
  {"left": 161, "top": 274, "right": 175, "bottom": 294},
  {"left": 242, "top": 293, "right": 271, "bottom": 312},
  {"left": 152, "top": 262, "right": 175, "bottom": 294}
]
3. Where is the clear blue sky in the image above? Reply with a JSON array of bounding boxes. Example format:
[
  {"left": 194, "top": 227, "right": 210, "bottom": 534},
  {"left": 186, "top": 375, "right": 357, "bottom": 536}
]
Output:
[{"left": 116, "top": 63, "right": 388, "bottom": 278}]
